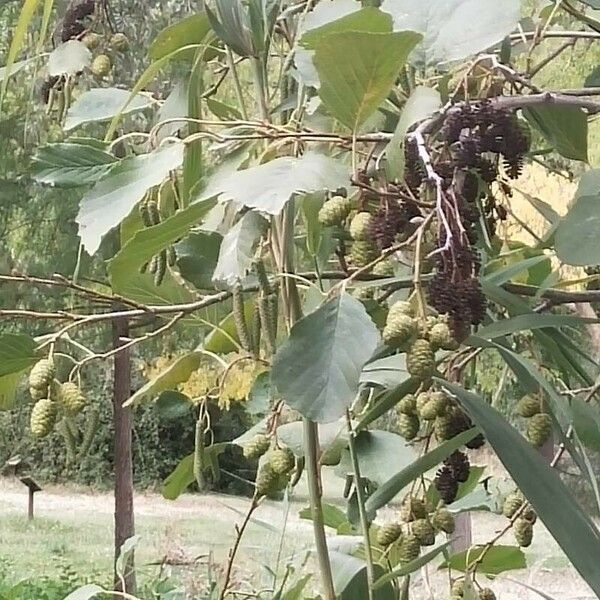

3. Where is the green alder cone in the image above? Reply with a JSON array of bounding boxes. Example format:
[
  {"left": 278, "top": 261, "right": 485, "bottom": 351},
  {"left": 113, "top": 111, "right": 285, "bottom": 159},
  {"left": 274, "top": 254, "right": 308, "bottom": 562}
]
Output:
[
  {"left": 59, "top": 382, "right": 87, "bottom": 414},
  {"left": 29, "top": 358, "right": 55, "bottom": 393},
  {"left": 479, "top": 588, "right": 497, "bottom": 600},
  {"left": 411, "top": 518, "right": 435, "bottom": 546},
  {"left": 502, "top": 491, "right": 524, "bottom": 518},
  {"left": 400, "top": 496, "right": 426, "bottom": 522},
  {"left": 372, "top": 258, "right": 394, "bottom": 276},
  {"left": 428, "top": 320, "right": 458, "bottom": 351},
  {"left": 431, "top": 508, "right": 455, "bottom": 533},
  {"left": 255, "top": 463, "right": 278, "bottom": 496},
  {"left": 82, "top": 32, "right": 102, "bottom": 49},
  {"left": 268, "top": 447, "right": 295, "bottom": 475},
  {"left": 419, "top": 399, "right": 441, "bottom": 421},
  {"left": 30, "top": 398, "right": 57, "bottom": 438},
  {"left": 242, "top": 434, "right": 271, "bottom": 459},
  {"left": 91, "top": 54, "right": 111, "bottom": 77},
  {"left": 398, "top": 534, "right": 420, "bottom": 563},
  {"left": 434, "top": 413, "right": 454, "bottom": 441},
  {"left": 349, "top": 211, "right": 372, "bottom": 241},
  {"left": 527, "top": 412, "right": 552, "bottom": 447},
  {"left": 382, "top": 312, "right": 417, "bottom": 349},
  {"left": 416, "top": 316, "right": 437, "bottom": 339},
  {"left": 376, "top": 522, "right": 403, "bottom": 547},
  {"left": 397, "top": 393, "right": 417, "bottom": 415},
  {"left": 406, "top": 339, "right": 435, "bottom": 380},
  {"left": 522, "top": 504, "right": 537, "bottom": 524},
  {"left": 398, "top": 413, "right": 420, "bottom": 440},
  {"left": 514, "top": 517, "right": 533, "bottom": 547},
  {"left": 349, "top": 240, "right": 379, "bottom": 267},
  {"left": 516, "top": 394, "right": 541, "bottom": 418},
  {"left": 318, "top": 196, "right": 352, "bottom": 226},
  {"left": 387, "top": 300, "right": 413, "bottom": 318},
  {"left": 110, "top": 32, "right": 129, "bottom": 52}
]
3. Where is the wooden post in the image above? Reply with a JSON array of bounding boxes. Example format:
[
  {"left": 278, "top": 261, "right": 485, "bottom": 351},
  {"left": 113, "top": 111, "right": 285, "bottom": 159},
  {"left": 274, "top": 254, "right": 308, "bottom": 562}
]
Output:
[
  {"left": 112, "top": 316, "right": 136, "bottom": 595},
  {"left": 20, "top": 476, "right": 41, "bottom": 520}
]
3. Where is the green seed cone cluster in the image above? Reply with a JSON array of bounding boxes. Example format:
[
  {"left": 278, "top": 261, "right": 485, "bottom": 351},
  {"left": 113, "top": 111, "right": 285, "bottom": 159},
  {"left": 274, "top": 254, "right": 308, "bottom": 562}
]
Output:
[
  {"left": 406, "top": 338, "right": 436, "bottom": 380},
  {"left": 349, "top": 211, "right": 373, "bottom": 241},
  {"left": 59, "top": 382, "right": 87, "bottom": 415},
  {"left": 110, "top": 32, "right": 129, "bottom": 52},
  {"left": 242, "top": 434, "right": 271, "bottom": 459},
  {"left": 502, "top": 491, "right": 524, "bottom": 518},
  {"left": 30, "top": 398, "right": 57, "bottom": 438},
  {"left": 411, "top": 518, "right": 435, "bottom": 546},
  {"left": 91, "top": 54, "right": 111, "bottom": 77},
  {"left": 527, "top": 412, "right": 552, "bottom": 448},
  {"left": 450, "top": 580, "right": 496, "bottom": 600},
  {"left": 267, "top": 447, "right": 295, "bottom": 475},
  {"left": 431, "top": 508, "right": 455, "bottom": 534},
  {"left": 514, "top": 517, "right": 533, "bottom": 547},
  {"left": 376, "top": 522, "right": 403, "bottom": 547},
  {"left": 318, "top": 196, "right": 353, "bottom": 226},
  {"left": 516, "top": 394, "right": 541, "bottom": 418},
  {"left": 398, "top": 534, "right": 421, "bottom": 563},
  {"left": 29, "top": 358, "right": 54, "bottom": 399}
]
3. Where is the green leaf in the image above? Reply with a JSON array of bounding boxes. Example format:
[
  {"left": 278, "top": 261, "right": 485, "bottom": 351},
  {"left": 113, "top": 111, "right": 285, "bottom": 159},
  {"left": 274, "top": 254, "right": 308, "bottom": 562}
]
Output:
[
  {"left": 116, "top": 535, "right": 141, "bottom": 576},
  {"left": 381, "top": 0, "right": 521, "bottom": 67},
  {"left": 301, "top": 192, "right": 325, "bottom": 256},
  {"left": 108, "top": 198, "right": 216, "bottom": 292},
  {"left": 555, "top": 195, "right": 600, "bottom": 266},
  {"left": 571, "top": 398, "right": 600, "bottom": 452},
  {"left": 271, "top": 293, "right": 380, "bottom": 423},
  {"left": 175, "top": 231, "right": 223, "bottom": 289},
  {"left": 330, "top": 551, "right": 395, "bottom": 600},
  {"left": 0, "top": 57, "right": 36, "bottom": 83},
  {"left": 386, "top": 86, "right": 441, "bottom": 181},
  {"left": 212, "top": 211, "right": 267, "bottom": 287},
  {"left": 31, "top": 142, "right": 117, "bottom": 187},
  {"left": 77, "top": 143, "right": 184, "bottom": 255},
  {"left": 63, "top": 584, "right": 105, "bottom": 600},
  {"left": 441, "top": 545, "right": 526, "bottom": 575},
  {"left": 365, "top": 428, "right": 479, "bottom": 516},
  {"left": 277, "top": 419, "right": 349, "bottom": 463},
  {"left": 314, "top": 30, "right": 421, "bottom": 131},
  {"left": 64, "top": 87, "right": 152, "bottom": 131},
  {"left": 300, "top": 7, "right": 393, "bottom": 49},
  {"left": 0, "top": 334, "right": 38, "bottom": 377},
  {"left": 162, "top": 453, "right": 195, "bottom": 500},
  {"left": 47, "top": 40, "right": 91, "bottom": 76},
  {"left": 0, "top": 0, "right": 41, "bottom": 104},
  {"left": 156, "top": 391, "right": 192, "bottom": 421},
  {"left": 149, "top": 13, "right": 212, "bottom": 60},
  {"left": 280, "top": 575, "right": 312, "bottom": 600},
  {"left": 476, "top": 314, "right": 596, "bottom": 340},
  {"left": 483, "top": 253, "right": 550, "bottom": 286},
  {"left": 440, "top": 380, "right": 600, "bottom": 595},
  {"left": 299, "top": 503, "right": 348, "bottom": 530},
  {"left": 373, "top": 543, "right": 450, "bottom": 589},
  {"left": 360, "top": 354, "right": 408, "bottom": 388},
  {"left": 523, "top": 105, "right": 588, "bottom": 162},
  {"left": 200, "top": 152, "right": 350, "bottom": 215},
  {"left": 206, "top": 97, "right": 242, "bottom": 120},
  {"left": 0, "top": 370, "right": 27, "bottom": 411},
  {"left": 126, "top": 352, "right": 203, "bottom": 406},
  {"left": 337, "top": 430, "right": 416, "bottom": 485},
  {"left": 247, "top": 370, "right": 273, "bottom": 415}
]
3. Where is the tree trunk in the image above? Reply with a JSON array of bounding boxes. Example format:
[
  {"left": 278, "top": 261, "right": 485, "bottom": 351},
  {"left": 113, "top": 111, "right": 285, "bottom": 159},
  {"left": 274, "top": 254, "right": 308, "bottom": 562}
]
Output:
[{"left": 112, "top": 316, "right": 136, "bottom": 595}]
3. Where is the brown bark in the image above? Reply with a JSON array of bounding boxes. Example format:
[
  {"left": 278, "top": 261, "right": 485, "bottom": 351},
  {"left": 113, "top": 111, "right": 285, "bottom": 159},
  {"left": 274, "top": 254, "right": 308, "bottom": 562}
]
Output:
[{"left": 112, "top": 316, "right": 136, "bottom": 594}]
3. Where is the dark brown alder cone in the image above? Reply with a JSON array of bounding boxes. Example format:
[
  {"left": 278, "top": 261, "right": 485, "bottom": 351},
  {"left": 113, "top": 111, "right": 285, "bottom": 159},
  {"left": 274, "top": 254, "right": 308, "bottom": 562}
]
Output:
[
  {"left": 434, "top": 466, "right": 459, "bottom": 504},
  {"left": 444, "top": 450, "right": 470, "bottom": 483}
]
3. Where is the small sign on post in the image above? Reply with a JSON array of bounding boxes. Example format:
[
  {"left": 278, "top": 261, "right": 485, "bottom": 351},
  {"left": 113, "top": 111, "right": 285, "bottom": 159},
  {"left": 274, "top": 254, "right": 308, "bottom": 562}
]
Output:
[{"left": 20, "top": 476, "right": 42, "bottom": 520}]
